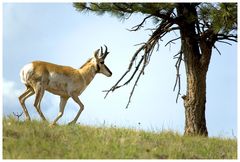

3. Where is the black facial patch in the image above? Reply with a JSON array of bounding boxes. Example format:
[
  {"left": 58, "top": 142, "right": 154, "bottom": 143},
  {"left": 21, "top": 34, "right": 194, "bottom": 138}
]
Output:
[{"left": 96, "top": 63, "right": 100, "bottom": 72}]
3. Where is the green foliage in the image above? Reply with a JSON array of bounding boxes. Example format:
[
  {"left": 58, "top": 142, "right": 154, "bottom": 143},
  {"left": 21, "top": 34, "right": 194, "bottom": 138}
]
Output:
[
  {"left": 198, "top": 3, "right": 237, "bottom": 34},
  {"left": 73, "top": 3, "right": 176, "bottom": 21},
  {"left": 74, "top": 3, "right": 237, "bottom": 35},
  {"left": 3, "top": 117, "right": 237, "bottom": 159}
]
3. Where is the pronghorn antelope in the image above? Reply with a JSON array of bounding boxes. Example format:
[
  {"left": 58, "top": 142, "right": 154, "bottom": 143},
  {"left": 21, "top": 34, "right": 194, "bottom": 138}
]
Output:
[{"left": 18, "top": 45, "right": 112, "bottom": 126}]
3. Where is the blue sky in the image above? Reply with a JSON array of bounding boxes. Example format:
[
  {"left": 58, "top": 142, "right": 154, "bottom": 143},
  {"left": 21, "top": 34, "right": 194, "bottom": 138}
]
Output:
[{"left": 2, "top": 3, "right": 237, "bottom": 138}]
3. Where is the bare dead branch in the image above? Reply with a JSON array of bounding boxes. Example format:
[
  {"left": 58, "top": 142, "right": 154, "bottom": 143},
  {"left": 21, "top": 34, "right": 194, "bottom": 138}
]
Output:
[
  {"left": 104, "top": 20, "right": 175, "bottom": 108},
  {"left": 13, "top": 111, "right": 23, "bottom": 120},
  {"left": 217, "top": 38, "right": 237, "bottom": 42},
  {"left": 125, "top": 55, "right": 145, "bottom": 108},
  {"left": 216, "top": 34, "right": 237, "bottom": 42},
  {"left": 103, "top": 45, "right": 145, "bottom": 98},
  {"left": 173, "top": 47, "right": 183, "bottom": 103},
  {"left": 127, "top": 15, "right": 153, "bottom": 31},
  {"left": 152, "top": 11, "right": 176, "bottom": 24},
  {"left": 165, "top": 36, "right": 181, "bottom": 47},
  {"left": 217, "top": 40, "right": 232, "bottom": 46},
  {"left": 213, "top": 45, "right": 222, "bottom": 55},
  {"left": 115, "top": 56, "right": 144, "bottom": 89},
  {"left": 173, "top": 73, "right": 181, "bottom": 102},
  {"left": 173, "top": 53, "right": 180, "bottom": 59},
  {"left": 167, "top": 27, "right": 180, "bottom": 32},
  {"left": 145, "top": 27, "right": 158, "bottom": 32},
  {"left": 156, "top": 41, "right": 160, "bottom": 52},
  {"left": 134, "top": 42, "right": 146, "bottom": 46}
]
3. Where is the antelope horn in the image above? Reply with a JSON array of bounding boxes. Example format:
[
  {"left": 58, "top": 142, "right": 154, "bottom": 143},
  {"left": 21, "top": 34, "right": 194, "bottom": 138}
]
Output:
[
  {"left": 100, "top": 46, "right": 103, "bottom": 58},
  {"left": 102, "top": 45, "right": 109, "bottom": 59}
]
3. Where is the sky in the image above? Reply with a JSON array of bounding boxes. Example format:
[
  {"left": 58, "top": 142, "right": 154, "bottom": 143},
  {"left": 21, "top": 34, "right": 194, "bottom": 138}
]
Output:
[{"left": 2, "top": 3, "right": 237, "bottom": 138}]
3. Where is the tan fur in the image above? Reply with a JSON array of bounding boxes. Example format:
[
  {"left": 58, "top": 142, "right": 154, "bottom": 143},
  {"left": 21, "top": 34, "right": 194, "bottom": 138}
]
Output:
[{"left": 18, "top": 48, "right": 112, "bottom": 126}]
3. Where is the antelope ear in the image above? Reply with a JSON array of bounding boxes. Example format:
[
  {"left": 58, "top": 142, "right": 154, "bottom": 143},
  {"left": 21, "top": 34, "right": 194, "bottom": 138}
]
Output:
[{"left": 94, "top": 49, "right": 100, "bottom": 59}]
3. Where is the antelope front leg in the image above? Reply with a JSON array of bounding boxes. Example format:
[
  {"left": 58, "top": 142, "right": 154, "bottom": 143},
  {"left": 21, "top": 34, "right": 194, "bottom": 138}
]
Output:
[
  {"left": 50, "top": 96, "right": 69, "bottom": 127},
  {"left": 68, "top": 95, "right": 84, "bottom": 125}
]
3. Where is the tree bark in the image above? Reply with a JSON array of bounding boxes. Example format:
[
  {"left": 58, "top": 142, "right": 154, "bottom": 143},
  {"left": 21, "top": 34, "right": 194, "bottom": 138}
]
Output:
[
  {"left": 177, "top": 4, "right": 211, "bottom": 136},
  {"left": 182, "top": 63, "right": 208, "bottom": 136},
  {"left": 181, "top": 38, "right": 209, "bottom": 136}
]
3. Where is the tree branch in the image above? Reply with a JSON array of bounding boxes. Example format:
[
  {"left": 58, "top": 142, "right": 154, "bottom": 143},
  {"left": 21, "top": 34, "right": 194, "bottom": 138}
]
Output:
[
  {"left": 104, "top": 21, "right": 175, "bottom": 108},
  {"left": 213, "top": 45, "right": 222, "bottom": 55},
  {"left": 127, "top": 15, "right": 153, "bottom": 31},
  {"left": 216, "top": 40, "right": 232, "bottom": 46},
  {"left": 125, "top": 55, "right": 146, "bottom": 108},
  {"left": 103, "top": 45, "right": 145, "bottom": 98},
  {"left": 173, "top": 47, "right": 183, "bottom": 103},
  {"left": 152, "top": 9, "right": 176, "bottom": 24},
  {"left": 165, "top": 36, "right": 181, "bottom": 47},
  {"left": 216, "top": 34, "right": 237, "bottom": 42},
  {"left": 113, "top": 55, "right": 144, "bottom": 90}
]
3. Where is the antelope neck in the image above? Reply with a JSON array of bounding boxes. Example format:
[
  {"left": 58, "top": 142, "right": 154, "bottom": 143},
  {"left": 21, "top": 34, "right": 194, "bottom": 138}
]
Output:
[{"left": 79, "top": 62, "right": 97, "bottom": 86}]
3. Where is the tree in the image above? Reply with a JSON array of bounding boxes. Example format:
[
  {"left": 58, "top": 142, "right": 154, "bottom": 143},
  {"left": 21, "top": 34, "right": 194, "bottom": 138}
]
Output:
[{"left": 73, "top": 3, "right": 237, "bottom": 136}]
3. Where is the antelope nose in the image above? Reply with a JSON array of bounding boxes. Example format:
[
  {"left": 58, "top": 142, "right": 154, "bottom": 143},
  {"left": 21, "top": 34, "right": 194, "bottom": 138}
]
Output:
[{"left": 108, "top": 71, "right": 112, "bottom": 77}]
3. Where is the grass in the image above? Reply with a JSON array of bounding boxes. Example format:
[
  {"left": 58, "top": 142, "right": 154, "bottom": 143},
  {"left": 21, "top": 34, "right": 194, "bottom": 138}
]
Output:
[{"left": 3, "top": 117, "right": 237, "bottom": 159}]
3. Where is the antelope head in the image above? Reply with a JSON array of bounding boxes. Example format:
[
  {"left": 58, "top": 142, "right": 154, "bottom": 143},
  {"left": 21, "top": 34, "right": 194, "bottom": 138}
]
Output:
[{"left": 93, "top": 45, "right": 112, "bottom": 77}]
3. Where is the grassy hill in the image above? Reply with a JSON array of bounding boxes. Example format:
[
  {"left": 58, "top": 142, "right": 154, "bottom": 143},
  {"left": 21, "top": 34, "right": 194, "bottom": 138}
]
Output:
[{"left": 3, "top": 117, "right": 237, "bottom": 159}]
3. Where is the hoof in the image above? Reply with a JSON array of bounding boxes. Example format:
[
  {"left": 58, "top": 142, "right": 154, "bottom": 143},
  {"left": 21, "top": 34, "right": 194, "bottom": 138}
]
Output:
[
  {"left": 49, "top": 123, "right": 57, "bottom": 128},
  {"left": 26, "top": 117, "right": 31, "bottom": 121}
]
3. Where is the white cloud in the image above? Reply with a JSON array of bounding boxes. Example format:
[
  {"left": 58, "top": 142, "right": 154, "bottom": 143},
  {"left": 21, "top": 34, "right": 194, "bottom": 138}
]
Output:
[
  {"left": 3, "top": 79, "right": 25, "bottom": 116},
  {"left": 3, "top": 78, "right": 55, "bottom": 119},
  {"left": 3, "top": 79, "right": 22, "bottom": 100}
]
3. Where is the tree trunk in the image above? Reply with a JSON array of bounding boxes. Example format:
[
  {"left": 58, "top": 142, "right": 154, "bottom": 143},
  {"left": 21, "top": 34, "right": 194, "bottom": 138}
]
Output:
[
  {"left": 183, "top": 65, "right": 208, "bottom": 136},
  {"left": 177, "top": 4, "right": 211, "bottom": 136},
  {"left": 181, "top": 39, "right": 209, "bottom": 136}
]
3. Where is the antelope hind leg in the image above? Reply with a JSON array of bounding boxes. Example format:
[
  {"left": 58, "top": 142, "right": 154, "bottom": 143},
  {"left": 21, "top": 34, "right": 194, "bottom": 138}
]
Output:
[{"left": 18, "top": 87, "right": 34, "bottom": 121}]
